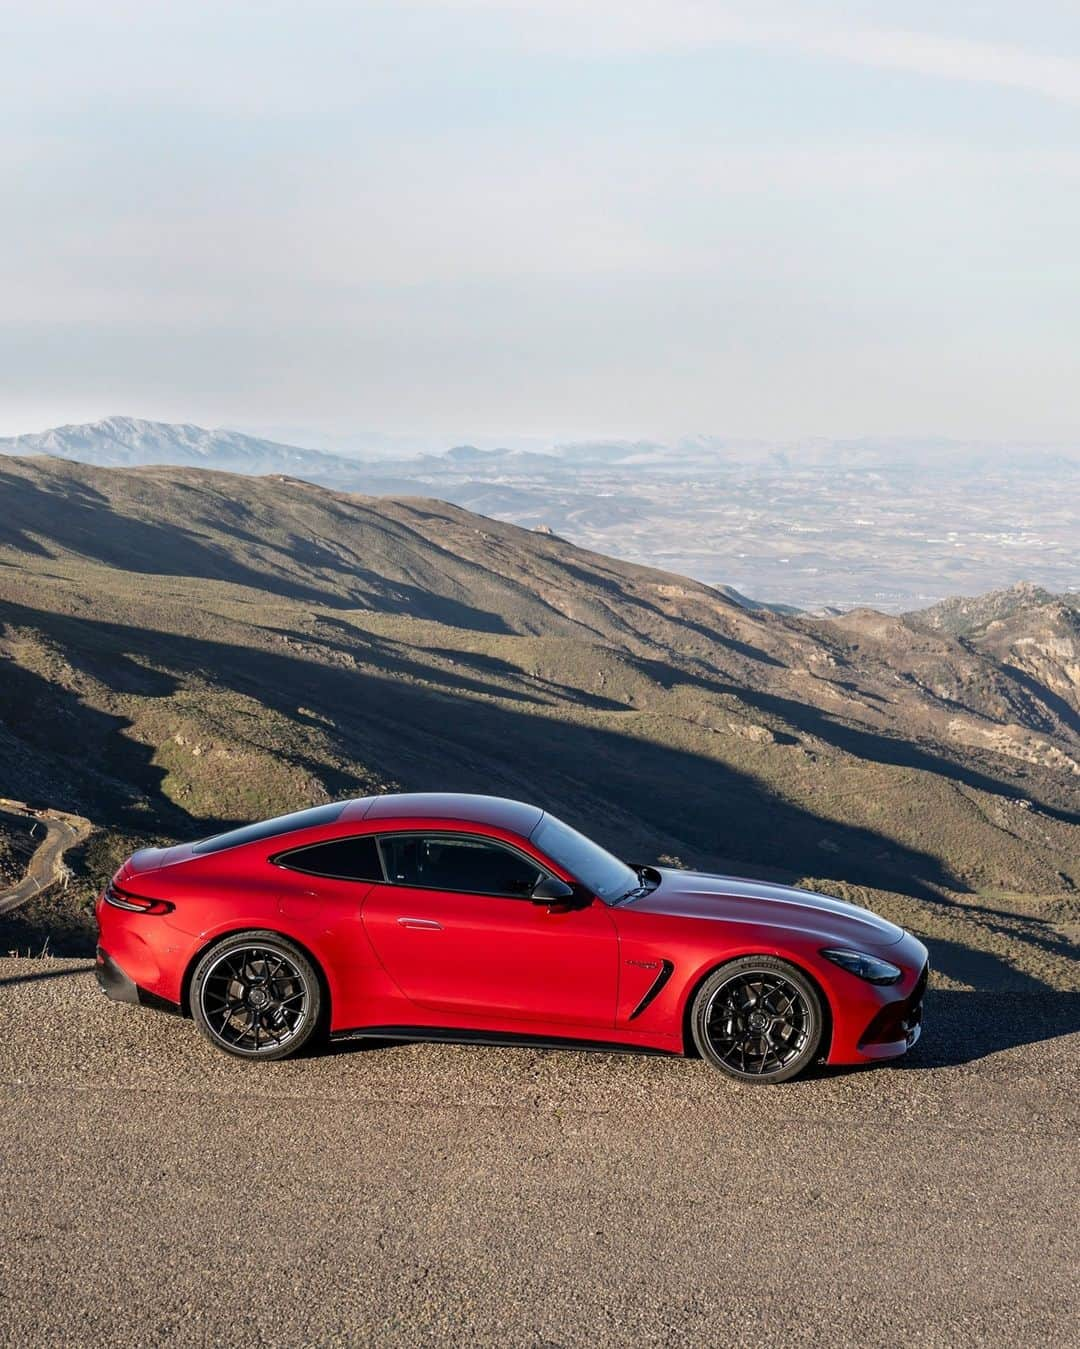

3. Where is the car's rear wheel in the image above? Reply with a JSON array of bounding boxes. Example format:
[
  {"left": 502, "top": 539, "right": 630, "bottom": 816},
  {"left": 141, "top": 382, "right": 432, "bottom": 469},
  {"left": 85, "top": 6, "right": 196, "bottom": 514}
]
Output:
[
  {"left": 690, "top": 957, "right": 824, "bottom": 1084},
  {"left": 190, "top": 931, "right": 324, "bottom": 1061}
]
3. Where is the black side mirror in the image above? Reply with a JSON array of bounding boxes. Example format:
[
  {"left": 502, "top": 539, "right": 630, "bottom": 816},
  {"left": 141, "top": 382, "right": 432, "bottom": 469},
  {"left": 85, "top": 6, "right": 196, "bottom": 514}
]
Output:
[{"left": 531, "top": 875, "right": 575, "bottom": 903}]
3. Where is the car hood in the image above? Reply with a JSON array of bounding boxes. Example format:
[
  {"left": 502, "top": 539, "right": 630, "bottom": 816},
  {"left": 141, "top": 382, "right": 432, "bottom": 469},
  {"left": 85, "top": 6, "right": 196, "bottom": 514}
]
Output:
[{"left": 625, "top": 869, "right": 905, "bottom": 948}]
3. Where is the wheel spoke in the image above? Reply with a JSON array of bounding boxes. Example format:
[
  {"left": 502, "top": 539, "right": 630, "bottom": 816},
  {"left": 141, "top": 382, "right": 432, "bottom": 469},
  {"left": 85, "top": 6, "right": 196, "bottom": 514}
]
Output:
[
  {"left": 704, "top": 971, "right": 812, "bottom": 1079},
  {"left": 200, "top": 945, "right": 309, "bottom": 1055}
]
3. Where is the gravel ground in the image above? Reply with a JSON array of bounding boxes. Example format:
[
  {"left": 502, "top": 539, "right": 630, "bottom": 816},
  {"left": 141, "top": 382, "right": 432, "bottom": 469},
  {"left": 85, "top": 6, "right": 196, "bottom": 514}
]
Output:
[{"left": 0, "top": 958, "right": 1077, "bottom": 1348}]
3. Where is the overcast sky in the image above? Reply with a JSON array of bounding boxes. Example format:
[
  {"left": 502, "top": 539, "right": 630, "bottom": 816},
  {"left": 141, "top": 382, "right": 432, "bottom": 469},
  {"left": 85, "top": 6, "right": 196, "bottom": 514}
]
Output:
[{"left": 3, "top": 1, "right": 1079, "bottom": 447}]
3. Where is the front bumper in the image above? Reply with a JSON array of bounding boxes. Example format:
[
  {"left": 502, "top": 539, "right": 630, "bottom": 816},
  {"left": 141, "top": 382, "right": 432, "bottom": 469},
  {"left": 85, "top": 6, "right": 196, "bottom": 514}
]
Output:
[
  {"left": 856, "top": 960, "right": 927, "bottom": 1059},
  {"left": 825, "top": 929, "right": 929, "bottom": 1065}
]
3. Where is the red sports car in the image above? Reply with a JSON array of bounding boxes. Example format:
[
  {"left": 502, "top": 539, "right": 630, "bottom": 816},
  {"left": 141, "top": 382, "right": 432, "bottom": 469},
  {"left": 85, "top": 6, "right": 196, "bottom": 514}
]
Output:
[{"left": 96, "top": 793, "right": 928, "bottom": 1084}]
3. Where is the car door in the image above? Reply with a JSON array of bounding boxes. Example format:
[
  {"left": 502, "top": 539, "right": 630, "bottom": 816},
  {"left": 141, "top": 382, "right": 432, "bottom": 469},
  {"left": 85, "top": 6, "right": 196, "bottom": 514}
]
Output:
[
  {"left": 272, "top": 832, "right": 389, "bottom": 1028},
  {"left": 360, "top": 831, "right": 619, "bottom": 1027}
]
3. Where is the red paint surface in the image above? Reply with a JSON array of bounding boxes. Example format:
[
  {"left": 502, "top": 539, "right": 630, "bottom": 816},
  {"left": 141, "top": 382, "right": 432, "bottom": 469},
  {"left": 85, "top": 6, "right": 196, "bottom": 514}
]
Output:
[{"left": 97, "top": 794, "right": 928, "bottom": 1066}]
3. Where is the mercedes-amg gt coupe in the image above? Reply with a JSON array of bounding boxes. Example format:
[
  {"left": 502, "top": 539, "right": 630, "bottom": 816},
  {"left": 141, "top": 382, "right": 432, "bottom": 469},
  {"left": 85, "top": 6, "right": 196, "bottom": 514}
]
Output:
[{"left": 96, "top": 793, "right": 928, "bottom": 1084}]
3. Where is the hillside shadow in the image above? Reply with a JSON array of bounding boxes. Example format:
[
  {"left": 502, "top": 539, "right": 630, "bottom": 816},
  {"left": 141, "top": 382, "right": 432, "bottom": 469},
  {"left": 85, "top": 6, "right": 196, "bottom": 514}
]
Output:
[
  {"left": 0, "top": 599, "right": 965, "bottom": 901},
  {"left": 918, "top": 933, "right": 1049, "bottom": 991},
  {"left": 279, "top": 625, "right": 630, "bottom": 712},
  {"left": 556, "top": 560, "right": 788, "bottom": 668},
  {"left": 0, "top": 615, "right": 221, "bottom": 839},
  {"left": 0, "top": 470, "right": 339, "bottom": 607},
  {"left": 996, "top": 659, "right": 1080, "bottom": 738},
  {"left": 630, "top": 656, "right": 1079, "bottom": 826},
  {"left": 266, "top": 626, "right": 553, "bottom": 708},
  {"left": 945, "top": 907, "right": 1080, "bottom": 966}
]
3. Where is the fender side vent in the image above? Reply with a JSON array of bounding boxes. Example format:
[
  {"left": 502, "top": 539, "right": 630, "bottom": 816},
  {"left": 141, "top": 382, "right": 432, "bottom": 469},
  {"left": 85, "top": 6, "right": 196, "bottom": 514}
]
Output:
[{"left": 628, "top": 959, "right": 675, "bottom": 1021}]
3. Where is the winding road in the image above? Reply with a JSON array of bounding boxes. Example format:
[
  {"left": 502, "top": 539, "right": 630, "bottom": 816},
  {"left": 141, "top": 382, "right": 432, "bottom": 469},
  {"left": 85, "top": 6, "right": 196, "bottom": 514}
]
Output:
[{"left": 0, "top": 801, "right": 91, "bottom": 915}]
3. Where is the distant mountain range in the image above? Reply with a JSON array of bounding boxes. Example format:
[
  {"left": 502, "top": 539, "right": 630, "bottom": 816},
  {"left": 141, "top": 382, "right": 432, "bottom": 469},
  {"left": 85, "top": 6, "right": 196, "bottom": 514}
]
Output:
[
  {"left": 5, "top": 416, "right": 1079, "bottom": 474},
  {"left": 2, "top": 417, "right": 1077, "bottom": 612},
  {"left": 0, "top": 415, "right": 392, "bottom": 484}
]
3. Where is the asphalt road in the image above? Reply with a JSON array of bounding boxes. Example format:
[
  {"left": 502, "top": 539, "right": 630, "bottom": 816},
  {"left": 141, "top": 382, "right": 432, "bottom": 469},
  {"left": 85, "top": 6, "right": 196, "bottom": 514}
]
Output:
[{"left": 0, "top": 959, "right": 1077, "bottom": 1348}]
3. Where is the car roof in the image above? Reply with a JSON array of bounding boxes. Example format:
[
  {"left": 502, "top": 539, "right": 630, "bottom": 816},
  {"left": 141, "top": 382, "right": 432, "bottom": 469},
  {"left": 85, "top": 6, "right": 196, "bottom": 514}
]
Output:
[{"left": 345, "top": 792, "right": 544, "bottom": 836}]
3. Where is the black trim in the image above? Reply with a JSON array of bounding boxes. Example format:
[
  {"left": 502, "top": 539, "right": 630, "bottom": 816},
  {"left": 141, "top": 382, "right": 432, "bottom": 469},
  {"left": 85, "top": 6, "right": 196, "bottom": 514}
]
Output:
[
  {"left": 628, "top": 959, "right": 675, "bottom": 1021},
  {"left": 95, "top": 947, "right": 182, "bottom": 1015},
  {"left": 329, "top": 1025, "right": 678, "bottom": 1057},
  {"left": 95, "top": 948, "right": 140, "bottom": 1004},
  {"left": 139, "top": 987, "right": 184, "bottom": 1016}
]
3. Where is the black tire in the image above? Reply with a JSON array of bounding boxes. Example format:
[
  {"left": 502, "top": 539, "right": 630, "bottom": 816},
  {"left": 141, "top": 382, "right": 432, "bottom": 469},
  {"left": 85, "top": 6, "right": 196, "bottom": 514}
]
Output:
[
  {"left": 690, "top": 956, "right": 824, "bottom": 1084},
  {"left": 189, "top": 930, "right": 324, "bottom": 1061}
]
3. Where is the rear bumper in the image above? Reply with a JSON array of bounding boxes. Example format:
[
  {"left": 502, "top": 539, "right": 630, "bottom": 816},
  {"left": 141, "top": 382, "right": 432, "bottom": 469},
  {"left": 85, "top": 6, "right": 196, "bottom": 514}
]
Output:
[
  {"left": 95, "top": 946, "right": 141, "bottom": 1003},
  {"left": 95, "top": 946, "right": 179, "bottom": 1014}
]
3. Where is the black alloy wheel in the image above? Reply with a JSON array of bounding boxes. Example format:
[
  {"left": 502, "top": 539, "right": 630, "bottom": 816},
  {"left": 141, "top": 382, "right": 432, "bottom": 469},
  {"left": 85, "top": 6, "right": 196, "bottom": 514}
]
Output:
[
  {"left": 190, "top": 930, "right": 324, "bottom": 1060},
  {"left": 691, "top": 956, "right": 824, "bottom": 1084}
]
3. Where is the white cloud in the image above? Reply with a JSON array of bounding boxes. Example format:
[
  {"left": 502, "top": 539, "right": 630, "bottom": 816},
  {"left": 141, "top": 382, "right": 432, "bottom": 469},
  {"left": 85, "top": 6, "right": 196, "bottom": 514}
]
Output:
[{"left": 416, "top": 0, "right": 1080, "bottom": 104}]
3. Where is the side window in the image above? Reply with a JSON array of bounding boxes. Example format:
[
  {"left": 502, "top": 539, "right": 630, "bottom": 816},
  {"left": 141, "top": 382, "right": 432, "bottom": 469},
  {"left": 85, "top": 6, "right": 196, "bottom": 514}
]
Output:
[
  {"left": 378, "top": 834, "right": 544, "bottom": 898},
  {"left": 275, "top": 835, "right": 384, "bottom": 882}
]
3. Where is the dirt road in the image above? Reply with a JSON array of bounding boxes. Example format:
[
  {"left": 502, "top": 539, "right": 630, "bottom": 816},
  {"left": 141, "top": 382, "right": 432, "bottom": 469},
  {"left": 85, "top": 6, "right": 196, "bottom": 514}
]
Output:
[
  {"left": 0, "top": 958, "right": 1076, "bottom": 1347},
  {"left": 0, "top": 804, "right": 91, "bottom": 916}
]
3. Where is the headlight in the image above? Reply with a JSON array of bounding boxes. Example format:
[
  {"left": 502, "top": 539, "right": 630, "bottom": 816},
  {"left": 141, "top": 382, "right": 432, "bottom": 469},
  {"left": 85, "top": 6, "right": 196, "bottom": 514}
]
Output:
[{"left": 821, "top": 948, "right": 903, "bottom": 985}]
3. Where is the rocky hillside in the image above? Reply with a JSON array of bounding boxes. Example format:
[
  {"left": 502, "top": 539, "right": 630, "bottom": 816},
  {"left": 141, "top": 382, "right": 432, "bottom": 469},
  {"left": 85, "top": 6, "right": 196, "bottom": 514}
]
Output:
[
  {"left": 0, "top": 455, "right": 1077, "bottom": 979},
  {"left": 907, "top": 581, "right": 1075, "bottom": 633},
  {"left": 907, "top": 582, "right": 1080, "bottom": 721}
]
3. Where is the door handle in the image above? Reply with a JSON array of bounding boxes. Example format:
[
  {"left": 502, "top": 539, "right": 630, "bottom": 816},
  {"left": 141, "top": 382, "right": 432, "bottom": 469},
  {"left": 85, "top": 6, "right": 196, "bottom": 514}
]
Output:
[{"left": 396, "top": 917, "right": 443, "bottom": 931}]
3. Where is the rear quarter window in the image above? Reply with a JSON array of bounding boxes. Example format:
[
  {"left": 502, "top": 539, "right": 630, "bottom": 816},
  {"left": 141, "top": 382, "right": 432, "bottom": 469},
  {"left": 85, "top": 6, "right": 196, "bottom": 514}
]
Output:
[{"left": 273, "top": 834, "right": 384, "bottom": 881}]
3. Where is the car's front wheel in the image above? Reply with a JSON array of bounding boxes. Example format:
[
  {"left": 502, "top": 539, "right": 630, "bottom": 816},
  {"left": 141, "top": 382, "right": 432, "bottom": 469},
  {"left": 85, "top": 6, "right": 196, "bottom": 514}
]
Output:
[
  {"left": 690, "top": 956, "right": 824, "bottom": 1084},
  {"left": 190, "top": 931, "right": 324, "bottom": 1060}
]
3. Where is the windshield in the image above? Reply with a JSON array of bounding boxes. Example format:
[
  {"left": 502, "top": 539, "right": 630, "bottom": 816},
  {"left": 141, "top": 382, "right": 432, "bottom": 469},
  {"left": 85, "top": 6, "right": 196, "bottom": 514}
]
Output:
[{"left": 530, "top": 812, "right": 638, "bottom": 904}]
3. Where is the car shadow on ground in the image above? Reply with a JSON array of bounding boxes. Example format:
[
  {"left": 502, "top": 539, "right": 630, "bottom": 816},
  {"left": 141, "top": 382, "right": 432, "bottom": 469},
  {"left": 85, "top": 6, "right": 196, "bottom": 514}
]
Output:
[
  {"left": 805, "top": 986, "right": 1080, "bottom": 1080},
  {"left": 0, "top": 964, "right": 1075, "bottom": 1080},
  {"left": 321, "top": 985, "right": 1080, "bottom": 1077},
  {"left": 894, "top": 988, "right": 1080, "bottom": 1070},
  {"left": 0, "top": 963, "right": 94, "bottom": 989}
]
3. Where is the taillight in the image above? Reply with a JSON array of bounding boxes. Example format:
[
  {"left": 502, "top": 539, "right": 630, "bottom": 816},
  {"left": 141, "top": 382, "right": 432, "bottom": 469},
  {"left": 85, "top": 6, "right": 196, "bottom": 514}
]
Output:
[{"left": 104, "top": 881, "right": 172, "bottom": 915}]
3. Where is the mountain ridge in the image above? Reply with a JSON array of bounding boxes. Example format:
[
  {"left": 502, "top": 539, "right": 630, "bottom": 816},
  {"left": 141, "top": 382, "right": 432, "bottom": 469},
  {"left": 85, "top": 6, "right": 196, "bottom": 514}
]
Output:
[
  {"left": 5, "top": 416, "right": 1077, "bottom": 615},
  {"left": 0, "top": 414, "right": 378, "bottom": 478}
]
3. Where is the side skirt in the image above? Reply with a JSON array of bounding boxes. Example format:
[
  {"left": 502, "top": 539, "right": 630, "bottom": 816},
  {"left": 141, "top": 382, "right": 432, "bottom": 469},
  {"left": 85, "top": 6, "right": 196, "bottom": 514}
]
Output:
[{"left": 329, "top": 1025, "right": 682, "bottom": 1057}]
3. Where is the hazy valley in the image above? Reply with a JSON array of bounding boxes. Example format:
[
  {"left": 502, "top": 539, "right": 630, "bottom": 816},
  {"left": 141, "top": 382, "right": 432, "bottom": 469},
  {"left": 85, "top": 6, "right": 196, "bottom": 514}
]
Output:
[{"left": 4, "top": 417, "right": 1077, "bottom": 613}]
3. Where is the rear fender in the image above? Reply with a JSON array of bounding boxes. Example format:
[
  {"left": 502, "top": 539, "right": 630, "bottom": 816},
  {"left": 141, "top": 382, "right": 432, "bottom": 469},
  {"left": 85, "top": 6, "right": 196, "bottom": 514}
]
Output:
[{"left": 178, "top": 924, "right": 336, "bottom": 1023}]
